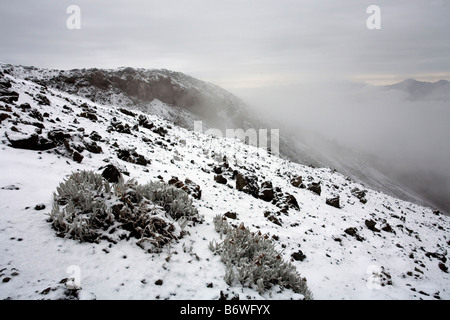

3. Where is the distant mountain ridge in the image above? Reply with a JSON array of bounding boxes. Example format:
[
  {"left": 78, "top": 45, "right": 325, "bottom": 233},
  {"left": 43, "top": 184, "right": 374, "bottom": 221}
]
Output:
[{"left": 383, "top": 78, "right": 450, "bottom": 100}]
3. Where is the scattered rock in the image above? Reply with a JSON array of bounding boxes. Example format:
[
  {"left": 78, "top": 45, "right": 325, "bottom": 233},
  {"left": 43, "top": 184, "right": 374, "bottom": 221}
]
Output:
[
  {"left": 307, "top": 182, "right": 321, "bottom": 196},
  {"left": 326, "top": 196, "right": 340, "bottom": 208},
  {"left": 84, "top": 140, "right": 103, "bottom": 154},
  {"left": 89, "top": 131, "right": 102, "bottom": 142},
  {"left": 155, "top": 279, "right": 163, "bottom": 286},
  {"left": 117, "top": 149, "right": 149, "bottom": 166},
  {"left": 381, "top": 223, "right": 394, "bottom": 233},
  {"left": 152, "top": 126, "right": 168, "bottom": 137},
  {"left": 426, "top": 251, "right": 447, "bottom": 263},
  {"left": 34, "top": 94, "right": 51, "bottom": 106},
  {"left": 0, "top": 88, "right": 19, "bottom": 103},
  {"left": 28, "top": 108, "right": 44, "bottom": 122},
  {"left": 6, "top": 132, "right": 55, "bottom": 151},
  {"left": 290, "top": 176, "right": 304, "bottom": 188},
  {"left": 214, "top": 174, "right": 227, "bottom": 185},
  {"left": 235, "top": 172, "right": 259, "bottom": 198},
  {"left": 291, "top": 250, "right": 306, "bottom": 261},
  {"left": 101, "top": 164, "right": 121, "bottom": 183},
  {"left": 344, "top": 227, "right": 364, "bottom": 241},
  {"left": 72, "top": 151, "right": 84, "bottom": 163},
  {"left": 1, "top": 185, "right": 20, "bottom": 190},
  {"left": 35, "top": 204, "right": 46, "bottom": 211},
  {"left": 47, "top": 130, "right": 71, "bottom": 146},
  {"left": 365, "top": 219, "right": 380, "bottom": 232},
  {"left": 2, "top": 276, "right": 11, "bottom": 283},
  {"left": 137, "top": 114, "right": 154, "bottom": 130},
  {"left": 264, "top": 211, "right": 282, "bottom": 226},
  {"left": 351, "top": 187, "right": 367, "bottom": 204},
  {"left": 182, "top": 179, "right": 202, "bottom": 200},
  {"left": 0, "top": 112, "right": 11, "bottom": 123},
  {"left": 281, "top": 193, "right": 300, "bottom": 211},
  {"left": 224, "top": 211, "right": 237, "bottom": 220},
  {"left": 258, "top": 181, "right": 274, "bottom": 202},
  {"left": 79, "top": 112, "right": 98, "bottom": 122},
  {"left": 119, "top": 108, "right": 136, "bottom": 117},
  {"left": 108, "top": 117, "right": 131, "bottom": 134},
  {"left": 438, "top": 262, "right": 448, "bottom": 273}
]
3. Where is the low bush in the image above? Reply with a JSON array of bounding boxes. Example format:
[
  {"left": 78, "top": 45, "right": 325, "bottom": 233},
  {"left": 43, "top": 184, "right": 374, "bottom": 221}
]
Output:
[
  {"left": 49, "top": 170, "right": 202, "bottom": 252},
  {"left": 210, "top": 214, "right": 313, "bottom": 299}
]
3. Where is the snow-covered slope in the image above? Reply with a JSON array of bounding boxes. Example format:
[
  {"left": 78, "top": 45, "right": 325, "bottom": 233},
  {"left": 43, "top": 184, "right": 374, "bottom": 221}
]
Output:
[
  {"left": 7, "top": 63, "right": 441, "bottom": 215},
  {"left": 0, "top": 66, "right": 449, "bottom": 300}
]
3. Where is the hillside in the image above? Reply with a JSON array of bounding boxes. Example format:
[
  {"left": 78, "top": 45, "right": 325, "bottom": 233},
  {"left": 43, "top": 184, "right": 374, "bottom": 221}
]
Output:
[{"left": 0, "top": 65, "right": 449, "bottom": 300}]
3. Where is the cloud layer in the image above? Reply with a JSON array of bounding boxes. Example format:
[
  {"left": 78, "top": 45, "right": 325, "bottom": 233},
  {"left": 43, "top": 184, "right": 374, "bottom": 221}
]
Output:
[{"left": 1, "top": 0, "right": 449, "bottom": 88}]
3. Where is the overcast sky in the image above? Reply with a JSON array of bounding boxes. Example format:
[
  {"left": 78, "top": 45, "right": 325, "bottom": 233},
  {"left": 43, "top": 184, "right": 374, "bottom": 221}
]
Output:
[{"left": 1, "top": 0, "right": 449, "bottom": 91}]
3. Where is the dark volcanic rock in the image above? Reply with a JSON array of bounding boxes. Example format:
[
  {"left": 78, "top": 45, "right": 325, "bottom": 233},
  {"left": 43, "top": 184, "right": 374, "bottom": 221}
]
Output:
[
  {"left": 119, "top": 108, "right": 136, "bottom": 117},
  {"left": 351, "top": 187, "right": 368, "bottom": 204},
  {"left": 117, "top": 149, "right": 149, "bottom": 166},
  {"left": 89, "top": 131, "right": 102, "bottom": 142},
  {"left": 152, "top": 126, "right": 168, "bottom": 137},
  {"left": 84, "top": 140, "right": 103, "bottom": 154},
  {"left": 0, "top": 87, "right": 19, "bottom": 103},
  {"left": 35, "top": 204, "right": 46, "bottom": 211},
  {"left": 264, "top": 211, "right": 282, "bottom": 226},
  {"left": 259, "top": 181, "right": 274, "bottom": 202},
  {"left": 108, "top": 117, "right": 131, "bottom": 134},
  {"left": 290, "top": 176, "right": 303, "bottom": 188},
  {"left": 34, "top": 94, "right": 51, "bottom": 106},
  {"left": 29, "top": 109, "right": 44, "bottom": 122},
  {"left": 6, "top": 132, "right": 55, "bottom": 151},
  {"left": 101, "top": 164, "right": 121, "bottom": 183},
  {"left": 47, "top": 130, "right": 71, "bottom": 145},
  {"left": 224, "top": 211, "right": 237, "bottom": 219},
  {"left": 307, "top": 182, "right": 321, "bottom": 196},
  {"left": 72, "top": 151, "right": 83, "bottom": 163},
  {"left": 275, "top": 193, "right": 300, "bottom": 211},
  {"left": 79, "top": 112, "right": 98, "bottom": 122},
  {"left": 326, "top": 196, "right": 340, "bottom": 208},
  {"left": 292, "top": 250, "right": 306, "bottom": 261},
  {"left": 365, "top": 219, "right": 380, "bottom": 232},
  {"left": 214, "top": 174, "right": 227, "bottom": 185},
  {"left": 183, "top": 178, "right": 202, "bottom": 199},
  {"left": 235, "top": 172, "right": 259, "bottom": 198},
  {"left": 344, "top": 227, "right": 364, "bottom": 242},
  {"left": 137, "top": 115, "right": 154, "bottom": 130}
]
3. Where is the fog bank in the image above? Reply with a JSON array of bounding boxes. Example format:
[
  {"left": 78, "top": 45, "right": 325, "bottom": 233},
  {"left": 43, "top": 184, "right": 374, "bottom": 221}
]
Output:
[{"left": 233, "top": 80, "right": 450, "bottom": 213}]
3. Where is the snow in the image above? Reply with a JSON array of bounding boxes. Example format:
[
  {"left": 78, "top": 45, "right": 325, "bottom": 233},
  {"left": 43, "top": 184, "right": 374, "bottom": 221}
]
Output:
[{"left": 0, "top": 68, "right": 449, "bottom": 300}]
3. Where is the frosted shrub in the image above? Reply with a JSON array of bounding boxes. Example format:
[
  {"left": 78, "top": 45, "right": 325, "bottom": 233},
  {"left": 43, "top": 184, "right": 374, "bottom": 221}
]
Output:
[
  {"left": 210, "top": 215, "right": 313, "bottom": 299},
  {"left": 50, "top": 170, "right": 112, "bottom": 242},
  {"left": 50, "top": 170, "right": 202, "bottom": 251},
  {"left": 136, "top": 180, "right": 201, "bottom": 222}
]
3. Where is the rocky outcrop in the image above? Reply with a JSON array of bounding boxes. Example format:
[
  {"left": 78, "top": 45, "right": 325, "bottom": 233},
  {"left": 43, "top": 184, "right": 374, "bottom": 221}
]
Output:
[
  {"left": 259, "top": 181, "right": 274, "bottom": 202},
  {"left": 6, "top": 132, "right": 55, "bottom": 151},
  {"left": 236, "top": 172, "right": 259, "bottom": 198}
]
